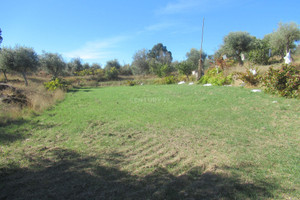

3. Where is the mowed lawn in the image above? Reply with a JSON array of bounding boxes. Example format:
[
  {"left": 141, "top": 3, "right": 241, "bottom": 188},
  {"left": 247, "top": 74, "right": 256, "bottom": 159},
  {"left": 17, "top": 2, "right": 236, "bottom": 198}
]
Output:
[{"left": 1, "top": 85, "right": 299, "bottom": 199}]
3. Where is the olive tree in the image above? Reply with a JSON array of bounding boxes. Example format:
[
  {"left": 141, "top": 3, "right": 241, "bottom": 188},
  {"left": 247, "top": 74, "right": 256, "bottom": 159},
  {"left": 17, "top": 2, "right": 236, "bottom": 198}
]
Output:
[
  {"left": 13, "top": 46, "right": 39, "bottom": 86},
  {"left": 269, "top": 22, "right": 300, "bottom": 59},
  {"left": 219, "top": 32, "right": 255, "bottom": 65},
  {"left": 40, "top": 52, "right": 66, "bottom": 78},
  {"left": 131, "top": 49, "right": 150, "bottom": 75},
  {"left": 186, "top": 48, "right": 207, "bottom": 70},
  {"left": 105, "top": 59, "right": 121, "bottom": 70},
  {"left": 0, "top": 47, "right": 14, "bottom": 82},
  {"left": 177, "top": 61, "right": 193, "bottom": 79},
  {"left": 91, "top": 63, "right": 101, "bottom": 69},
  {"left": 68, "top": 57, "right": 83, "bottom": 74},
  {"left": 248, "top": 38, "right": 270, "bottom": 65}
]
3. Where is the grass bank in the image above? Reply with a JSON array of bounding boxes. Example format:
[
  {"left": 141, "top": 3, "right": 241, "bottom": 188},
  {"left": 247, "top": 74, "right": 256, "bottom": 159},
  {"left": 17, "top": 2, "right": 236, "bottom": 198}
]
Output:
[
  {"left": 1, "top": 85, "right": 299, "bottom": 199},
  {"left": 0, "top": 75, "right": 65, "bottom": 125}
]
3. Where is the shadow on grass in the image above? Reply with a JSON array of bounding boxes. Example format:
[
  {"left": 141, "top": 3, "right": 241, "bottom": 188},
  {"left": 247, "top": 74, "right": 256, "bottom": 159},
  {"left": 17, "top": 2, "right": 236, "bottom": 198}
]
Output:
[
  {"left": 0, "top": 147, "right": 279, "bottom": 200},
  {"left": 0, "top": 118, "right": 28, "bottom": 128},
  {"left": 0, "top": 118, "right": 29, "bottom": 144},
  {"left": 68, "top": 88, "right": 93, "bottom": 93},
  {"left": 0, "top": 120, "right": 57, "bottom": 144}
]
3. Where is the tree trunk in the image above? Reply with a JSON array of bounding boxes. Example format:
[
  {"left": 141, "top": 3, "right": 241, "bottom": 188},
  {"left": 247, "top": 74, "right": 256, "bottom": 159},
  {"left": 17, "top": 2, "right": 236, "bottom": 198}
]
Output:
[
  {"left": 22, "top": 72, "right": 28, "bottom": 86},
  {"left": 3, "top": 69, "right": 8, "bottom": 82},
  {"left": 197, "top": 58, "right": 203, "bottom": 80},
  {"left": 286, "top": 38, "right": 290, "bottom": 54}
]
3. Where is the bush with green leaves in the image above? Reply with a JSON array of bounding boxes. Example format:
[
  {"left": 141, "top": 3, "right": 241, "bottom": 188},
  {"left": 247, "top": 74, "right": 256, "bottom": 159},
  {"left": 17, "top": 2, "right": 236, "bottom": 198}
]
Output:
[
  {"left": 44, "top": 78, "right": 69, "bottom": 91},
  {"left": 237, "top": 67, "right": 262, "bottom": 86},
  {"left": 263, "top": 65, "right": 300, "bottom": 98},
  {"left": 177, "top": 61, "right": 193, "bottom": 79},
  {"left": 248, "top": 48, "right": 270, "bottom": 65},
  {"left": 164, "top": 75, "right": 177, "bottom": 84},
  {"left": 198, "top": 68, "right": 232, "bottom": 86},
  {"left": 154, "top": 76, "right": 177, "bottom": 85},
  {"left": 150, "top": 63, "right": 172, "bottom": 77},
  {"left": 105, "top": 67, "right": 118, "bottom": 80},
  {"left": 127, "top": 80, "right": 136, "bottom": 86}
]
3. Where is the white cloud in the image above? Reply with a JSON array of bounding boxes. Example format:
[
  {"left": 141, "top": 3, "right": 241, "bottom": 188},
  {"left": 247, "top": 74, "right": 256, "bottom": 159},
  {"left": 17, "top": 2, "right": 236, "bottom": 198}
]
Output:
[
  {"left": 158, "top": 0, "right": 233, "bottom": 15},
  {"left": 63, "top": 36, "right": 128, "bottom": 60},
  {"left": 136, "top": 22, "right": 176, "bottom": 35}
]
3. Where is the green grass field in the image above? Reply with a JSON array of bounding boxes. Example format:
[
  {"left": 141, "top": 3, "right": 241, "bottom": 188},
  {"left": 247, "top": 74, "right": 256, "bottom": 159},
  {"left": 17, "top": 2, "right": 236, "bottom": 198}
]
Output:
[{"left": 1, "top": 85, "right": 299, "bottom": 199}]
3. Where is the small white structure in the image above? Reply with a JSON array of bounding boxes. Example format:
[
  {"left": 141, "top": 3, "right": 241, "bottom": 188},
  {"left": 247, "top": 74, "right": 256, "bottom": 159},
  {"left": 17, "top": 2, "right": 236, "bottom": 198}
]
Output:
[
  {"left": 192, "top": 71, "right": 199, "bottom": 80},
  {"left": 188, "top": 82, "right": 194, "bottom": 85},
  {"left": 241, "top": 53, "right": 245, "bottom": 61},
  {"left": 178, "top": 81, "right": 185, "bottom": 85},
  {"left": 284, "top": 51, "right": 292, "bottom": 64},
  {"left": 203, "top": 83, "right": 212, "bottom": 86},
  {"left": 249, "top": 69, "right": 257, "bottom": 76},
  {"left": 251, "top": 89, "right": 262, "bottom": 93},
  {"left": 222, "top": 55, "right": 227, "bottom": 60}
]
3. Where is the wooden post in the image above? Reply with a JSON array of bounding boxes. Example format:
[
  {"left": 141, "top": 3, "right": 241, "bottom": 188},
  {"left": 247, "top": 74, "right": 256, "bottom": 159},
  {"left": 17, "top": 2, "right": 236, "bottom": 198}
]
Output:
[{"left": 198, "top": 18, "right": 205, "bottom": 80}]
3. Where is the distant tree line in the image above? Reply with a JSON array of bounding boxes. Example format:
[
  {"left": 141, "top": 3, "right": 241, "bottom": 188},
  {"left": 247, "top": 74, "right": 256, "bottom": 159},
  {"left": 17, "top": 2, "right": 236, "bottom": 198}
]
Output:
[
  {"left": 215, "top": 22, "right": 300, "bottom": 65},
  {"left": 0, "top": 40, "right": 207, "bottom": 86},
  {"left": 0, "top": 22, "right": 299, "bottom": 86},
  {"left": 132, "top": 43, "right": 207, "bottom": 78}
]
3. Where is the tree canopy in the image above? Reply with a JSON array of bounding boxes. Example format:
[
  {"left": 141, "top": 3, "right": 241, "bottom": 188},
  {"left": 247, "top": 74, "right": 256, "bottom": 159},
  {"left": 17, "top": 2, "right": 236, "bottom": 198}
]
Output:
[
  {"left": 148, "top": 43, "right": 172, "bottom": 65},
  {"left": 5, "top": 46, "right": 39, "bottom": 86},
  {"left": 40, "top": 52, "right": 66, "bottom": 78},
  {"left": 177, "top": 61, "right": 193, "bottom": 79},
  {"left": 0, "top": 47, "right": 14, "bottom": 81},
  {"left": 147, "top": 43, "right": 173, "bottom": 77},
  {"left": 131, "top": 49, "right": 150, "bottom": 75},
  {"left": 218, "top": 32, "right": 255, "bottom": 65},
  {"left": 105, "top": 59, "right": 121, "bottom": 70},
  {"left": 68, "top": 58, "right": 83, "bottom": 74},
  {"left": 269, "top": 22, "right": 300, "bottom": 58},
  {"left": 186, "top": 48, "right": 207, "bottom": 70}
]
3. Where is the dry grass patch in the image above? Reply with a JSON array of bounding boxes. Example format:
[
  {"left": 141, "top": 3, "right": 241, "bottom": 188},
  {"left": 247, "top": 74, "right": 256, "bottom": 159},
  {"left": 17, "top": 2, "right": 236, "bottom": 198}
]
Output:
[{"left": 0, "top": 74, "right": 65, "bottom": 124}]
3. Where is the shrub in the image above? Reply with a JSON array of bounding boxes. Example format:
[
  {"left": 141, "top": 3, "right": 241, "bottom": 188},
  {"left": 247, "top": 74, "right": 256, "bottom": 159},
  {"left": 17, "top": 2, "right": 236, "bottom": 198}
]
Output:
[
  {"left": 158, "top": 64, "right": 172, "bottom": 77},
  {"left": 44, "top": 78, "right": 69, "bottom": 91},
  {"left": 215, "top": 57, "right": 235, "bottom": 70},
  {"left": 154, "top": 76, "right": 177, "bottom": 85},
  {"left": 263, "top": 65, "right": 300, "bottom": 98},
  {"left": 237, "top": 67, "right": 262, "bottom": 86},
  {"left": 164, "top": 76, "right": 176, "bottom": 84},
  {"left": 177, "top": 61, "right": 193, "bottom": 79},
  {"left": 127, "top": 80, "right": 136, "bottom": 86},
  {"left": 105, "top": 67, "right": 118, "bottom": 80},
  {"left": 198, "top": 68, "right": 232, "bottom": 86},
  {"left": 248, "top": 48, "right": 269, "bottom": 65},
  {"left": 177, "top": 74, "right": 196, "bottom": 82}
]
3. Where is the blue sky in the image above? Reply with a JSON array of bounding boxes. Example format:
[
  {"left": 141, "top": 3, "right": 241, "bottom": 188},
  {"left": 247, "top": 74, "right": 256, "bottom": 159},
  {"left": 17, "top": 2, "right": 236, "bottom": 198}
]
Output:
[{"left": 1, "top": 0, "right": 299, "bottom": 66}]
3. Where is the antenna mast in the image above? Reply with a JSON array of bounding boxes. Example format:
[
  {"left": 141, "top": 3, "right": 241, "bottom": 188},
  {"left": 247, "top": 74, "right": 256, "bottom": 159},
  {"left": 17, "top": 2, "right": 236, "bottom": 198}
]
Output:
[{"left": 198, "top": 17, "right": 205, "bottom": 80}]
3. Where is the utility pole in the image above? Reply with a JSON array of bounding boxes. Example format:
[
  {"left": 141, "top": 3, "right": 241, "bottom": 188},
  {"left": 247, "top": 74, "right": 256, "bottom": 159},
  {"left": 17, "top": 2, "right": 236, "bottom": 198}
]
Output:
[{"left": 197, "top": 18, "right": 205, "bottom": 80}]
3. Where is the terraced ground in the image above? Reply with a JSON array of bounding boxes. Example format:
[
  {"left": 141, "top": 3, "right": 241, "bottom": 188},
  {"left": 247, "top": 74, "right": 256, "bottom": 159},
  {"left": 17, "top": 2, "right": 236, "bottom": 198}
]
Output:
[{"left": 0, "top": 85, "right": 299, "bottom": 199}]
